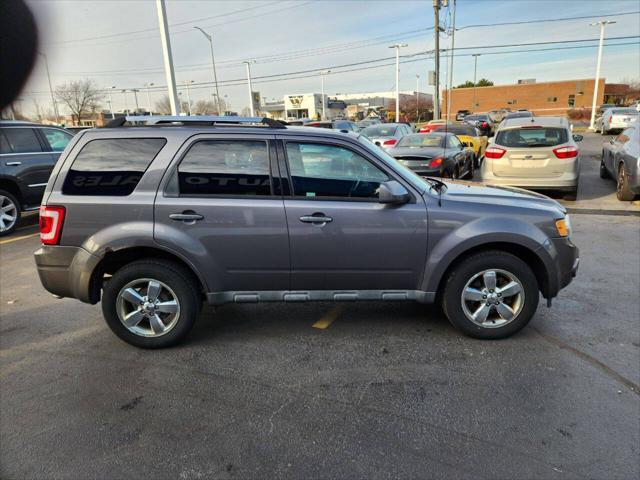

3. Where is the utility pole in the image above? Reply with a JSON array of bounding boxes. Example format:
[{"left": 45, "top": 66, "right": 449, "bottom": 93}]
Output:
[
  {"left": 416, "top": 74, "right": 420, "bottom": 120},
  {"left": 389, "top": 43, "right": 408, "bottom": 122},
  {"left": 433, "top": 0, "right": 441, "bottom": 119},
  {"left": 445, "top": 0, "right": 456, "bottom": 122},
  {"left": 194, "top": 27, "right": 223, "bottom": 115},
  {"left": 144, "top": 82, "right": 154, "bottom": 114},
  {"left": 183, "top": 80, "right": 194, "bottom": 115},
  {"left": 472, "top": 54, "right": 481, "bottom": 111},
  {"left": 39, "top": 53, "right": 59, "bottom": 123},
  {"left": 589, "top": 20, "right": 616, "bottom": 130},
  {"left": 107, "top": 86, "right": 116, "bottom": 119},
  {"left": 156, "top": 0, "right": 180, "bottom": 115},
  {"left": 243, "top": 61, "right": 256, "bottom": 116},
  {"left": 320, "top": 70, "right": 331, "bottom": 120}
]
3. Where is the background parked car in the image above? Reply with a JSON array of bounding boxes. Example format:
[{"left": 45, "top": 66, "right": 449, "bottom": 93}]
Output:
[
  {"left": 361, "top": 123, "right": 413, "bottom": 149},
  {"left": 437, "top": 123, "right": 488, "bottom": 168},
  {"left": 305, "top": 119, "right": 360, "bottom": 132},
  {"left": 502, "top": 111, "right": 534, "bottom": 122},
  {"left": 481, "top": 116, "right": 581, "bottom": 200},
  {"left": 418, "top": 119, "right": 447, "bottom": 133},
  {"left": 387, "top": 132, "right": 474, "bottom": 179},
  {"left": 357, "top": 118, "right": 381, "bottom": 129},
  {"left": 0, "top": 120, "right": 74, "bottom": 235},
  {"left": 599, "top": 107, "right": 639, "bottom": 135},
  {"left": 600, "top": 125, "right": 640, "bottom": 201},
  {"left": 456, "top": 109, "right": 472, "bottom": 121},
  {"left": 463, "top": 113, "right": 493, "bottom": 136}
]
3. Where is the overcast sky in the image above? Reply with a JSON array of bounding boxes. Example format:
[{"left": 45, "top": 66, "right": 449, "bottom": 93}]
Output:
[{"left": 20, "top": 0, "right": 640, "bottom": 116}]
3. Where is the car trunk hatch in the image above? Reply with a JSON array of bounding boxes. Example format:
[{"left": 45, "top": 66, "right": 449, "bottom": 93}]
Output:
[{"left": 492, "top": 146, "right": 565, "bottom": 178}]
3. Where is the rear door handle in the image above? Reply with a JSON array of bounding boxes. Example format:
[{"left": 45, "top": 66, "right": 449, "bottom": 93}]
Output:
[
  {"left": 169, "top": 212, "right": 204, "bottom": 222},
  {"left": 5, "top": 162, "right": 21, "bottom": 166},
  {"left": 299, "top": 215, "right": 333, "bottom": 224}
]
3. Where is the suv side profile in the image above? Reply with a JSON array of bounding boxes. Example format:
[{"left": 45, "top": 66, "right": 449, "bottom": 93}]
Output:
[
  {"left": 34, "top": 116, "right": 579, "bottom": 348},
  {"left": 0, "top": 121, "right": 74, "bottom": 235}
]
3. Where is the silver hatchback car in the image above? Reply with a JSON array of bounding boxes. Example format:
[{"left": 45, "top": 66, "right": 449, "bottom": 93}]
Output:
[{"left": 481, "top": 117, "right": 582, "bottom": 200}]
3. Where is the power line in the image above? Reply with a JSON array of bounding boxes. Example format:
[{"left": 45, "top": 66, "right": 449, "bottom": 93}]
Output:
[{"left": 458, "top": 10, "right": 640, "bottom": 30}]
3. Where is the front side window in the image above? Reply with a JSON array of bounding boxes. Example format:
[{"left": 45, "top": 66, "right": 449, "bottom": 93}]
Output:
[
  {"left": 42, "top": 128, "right": 73, "bottom": 152},
  {"left": 63, "top": 138, "right": 166, "bottom": 196},
  {"left": 285, "top": 142, "right": 388, "bottom": 199},
  {"left": 447, "top": 135, "right": 462, "bottom": 149},
  {"left": 496, "top": 127, "right": 569, "bottom": 148},
  {"left": 177, "top": 140, "right": 271, "bottom": 196},
  {"left": 2, "top": 128, "right": 42, "bottom": 153}
]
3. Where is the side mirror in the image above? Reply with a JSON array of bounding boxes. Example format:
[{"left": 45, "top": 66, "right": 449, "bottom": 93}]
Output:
[
  {"left": 572, "top": 134, "right": 583, "bottom": 142},
  {"left": 378, "top": 180, "right": 410, "bottom": 205}
]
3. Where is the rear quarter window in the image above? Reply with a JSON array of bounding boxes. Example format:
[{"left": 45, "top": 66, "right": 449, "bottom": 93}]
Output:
[
  {"left": 62, "top": 138, "right": 166, "bottom": 196},
  {"left": 495, "top": 127, "right": 568, "bottom": 148}
]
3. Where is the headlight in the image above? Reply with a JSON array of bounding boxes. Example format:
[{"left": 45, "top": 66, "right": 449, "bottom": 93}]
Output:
[{"left": 555, "top": 215, "right": 572, "bottom": 237}]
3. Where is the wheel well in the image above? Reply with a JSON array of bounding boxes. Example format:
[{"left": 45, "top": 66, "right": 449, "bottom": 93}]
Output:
[
  {"left": 89, "top": 246, "right": 206, "bottom": 303},
  {"left": 0, "top": 179, "right": 22, "bottom": 207},
  {"left": 435, "top": 242, "right": 549, "bottom": 302}
]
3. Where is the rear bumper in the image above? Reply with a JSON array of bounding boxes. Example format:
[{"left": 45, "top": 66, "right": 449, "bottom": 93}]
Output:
[
  {"left": 34, "top": 245, "right": 101, "bottom": 304},
  {"left": 480, "top": 171, "right": 579, "bottom": 191}
]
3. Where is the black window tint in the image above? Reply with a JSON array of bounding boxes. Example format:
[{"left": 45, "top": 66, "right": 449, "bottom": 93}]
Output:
[
  {"left": 3, "top": 128, "right": 42, "bottom": 153},
  {"left": 286, "top": 142, "right": 388, "bottom": 199},
  {"left": 0, "top": 131, "right": 10, "bottom": 154},
  {"left": 63, "top": 138, "right": 166, "bottom": 196},
  {"left": 178, "top": 140, "right": 271, "bottom": 196}
]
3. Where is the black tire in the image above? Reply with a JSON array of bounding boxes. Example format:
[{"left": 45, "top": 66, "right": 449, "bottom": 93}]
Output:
[
  {"left": 599, "top": 158, "right": 609, "bottom": 179},
  {"left": 441, "top": 251, "right": 539, "bottom": 339},
  {"left": 102, "top": 259, "right": 202, "bottom": 348},
  {"left": 616, "top": 164, "right": 636, "bottom": 201},
  {"left": 464, "top": 160, "right": 474, "bottom": 179},
  {"left": 0, "top": 189, "right": 21, "bottom": 237}
]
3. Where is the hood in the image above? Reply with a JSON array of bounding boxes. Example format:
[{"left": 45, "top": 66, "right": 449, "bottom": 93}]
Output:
[
  {"left": 388, "top": 146, "right": 446, "bottom": 158},
  {"left": 437, "top": 180, "right": 566, "bottom": 215}
]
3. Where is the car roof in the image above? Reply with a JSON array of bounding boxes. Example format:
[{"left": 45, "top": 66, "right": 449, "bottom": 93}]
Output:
[
  {"left": 0, "top": 120, "right": 36, "bottom": 126},
  {"left": 499, "top": 116, "right": 568, "bottom": 129}
]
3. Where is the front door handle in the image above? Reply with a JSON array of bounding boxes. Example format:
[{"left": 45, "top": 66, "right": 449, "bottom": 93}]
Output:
[
  {"left": 5, "top": 162, "right": 22, "bottom": 166},
  {"left": 300, "top": 214, "right": 333, "bottom": 224},
  {"left": 169, "top": 211, "right": 204, "bottom": 222}
]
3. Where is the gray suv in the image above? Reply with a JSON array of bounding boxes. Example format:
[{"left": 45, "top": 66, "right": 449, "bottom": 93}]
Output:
[{"left": 34, "top": 116, "right": 579, "bottom": 348}]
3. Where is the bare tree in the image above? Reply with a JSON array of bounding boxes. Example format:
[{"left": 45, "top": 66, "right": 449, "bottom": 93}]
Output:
[
  {"left": 193, "top": 98, "right": 227, "bottom": 115},
  {"left": 55, "top": 79, "right": 102, "bottom": 125},
  {"left": 154, "top": 95, "right": 191, "bottom": 115}
]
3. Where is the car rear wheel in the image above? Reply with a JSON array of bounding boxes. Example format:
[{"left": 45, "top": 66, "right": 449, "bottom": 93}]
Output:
[
  {"left": 616, "top": 164, "right": 636, "bottom": 201},
  {"left": 0, "top": 190, "right": 20, "bottom": 237},
  {"left": 102, "top": 259, "right": 201, "bottom": 348},
  {"left": 441, "top": 251, "right": 539, "bottom": 339}
]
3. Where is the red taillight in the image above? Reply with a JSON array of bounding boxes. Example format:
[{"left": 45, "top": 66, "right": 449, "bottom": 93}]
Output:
[
  {"left": 39, "top": 205, "right": 65, "bottom": 245},
  {"left": 485, "top": 146, "right": 507, "bottom": 159},
  {"left": 382, "top": 139, "right": 397, "bottom": 146},
  {"left": 419, "top": 127, "right": 431, "bottom": 133},
  {"left": 552, "top": 146, "right": 579, "bottom": 159},
  {"left": 481, "top": 122, "right": 488, "bottom": 128},
  {"left": 429, "top": 157, "right": 443, "bottom": 168}
]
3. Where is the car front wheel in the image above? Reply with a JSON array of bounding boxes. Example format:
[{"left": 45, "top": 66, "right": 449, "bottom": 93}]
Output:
[
  {"left": 442, "top": 251, "right": 539, "bottom": 339},
  {"left": 102, "top": 259, "right": 201, "bottom": 348}
]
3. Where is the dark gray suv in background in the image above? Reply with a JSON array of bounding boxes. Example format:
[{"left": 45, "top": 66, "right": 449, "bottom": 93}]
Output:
[{"left": 34, "top": 116, "right": 579, "bottom": 348}]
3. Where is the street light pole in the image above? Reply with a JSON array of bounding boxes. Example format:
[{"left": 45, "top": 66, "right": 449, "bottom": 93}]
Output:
[
  {"left": 243, "top": 61, "right": 256, "bottom": 116},
  {"left": 589, "top": 20, "right": 616, "bottom": 130},
  {"left": 416, "top": 74, "right": 420, "bottom": 120},
  {"left": 320, "top": 70, "right": 331, "bottom": 120},
  {"left": 183, "top": 80, "right": 194, "bottom": 115},
  {"left": 107, "top": 86, "right": 116, "bottom": 119},
  {"left": 472, "top": 54, "right": 481, "bottom": 111},
  {"left": 121, "top": 89, "right": 128, "bottom": 114},
  {"left": 156, "top": 0, "right": 180, "bottom": 115},
  {"left": 433, "top": 0, "right": 441, "bottom": 119},
  {"left": 445, "top": 0, "right": 456, "bottom": 122},
  {"left": 132, "top": 89, "right": 140, "bottom": 112},
  {"left": 144, "top": 82, "right": 154, "bottom": 114},
  {"left": 38, "top": 53, "right": 59, "bottom": 123},
  {"left": 389, "top": 43, "right": 408, "bottom": 122},
  {"left": 194, "top": 27, "right": 223, "bottom": 115}
]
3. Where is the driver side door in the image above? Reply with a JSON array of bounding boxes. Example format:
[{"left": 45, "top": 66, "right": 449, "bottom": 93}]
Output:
[{"left": 278, "top": 137, "right": 428, "bottom": 291}]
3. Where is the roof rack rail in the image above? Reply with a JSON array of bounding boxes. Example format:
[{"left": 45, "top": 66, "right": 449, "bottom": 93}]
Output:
[{"left": 103, "top": 115, "right": 287, "bottom": 129}]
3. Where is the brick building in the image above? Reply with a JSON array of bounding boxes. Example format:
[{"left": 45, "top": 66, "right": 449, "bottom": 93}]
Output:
[{"left": 441, "top": 78, "right": 605, "bottom": 119}]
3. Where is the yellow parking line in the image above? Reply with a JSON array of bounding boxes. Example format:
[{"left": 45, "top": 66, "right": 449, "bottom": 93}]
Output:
[
  {"left": 312, "top": 306, "right": 343, "bottom": 329},
  {"left": 0, "top": 232, "right": 39, "bottom": 245}
]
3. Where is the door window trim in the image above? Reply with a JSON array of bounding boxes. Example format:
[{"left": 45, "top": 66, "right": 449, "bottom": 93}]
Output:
[{"left": 163, "top": 137, "right": 278, "bottom": 199}]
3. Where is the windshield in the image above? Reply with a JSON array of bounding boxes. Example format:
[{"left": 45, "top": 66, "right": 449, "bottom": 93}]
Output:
[
  {"left": 496, "top": 127, "right": 568, "bottom": 148},
  {"left": 362, "top": 125, "right": 398, "bottom": 137},
  {"left": 505, "top": 112, "right": 532, "bottom": 119},
  {"left": 397, "top": 134, "right": 444, "bottom": 147}
]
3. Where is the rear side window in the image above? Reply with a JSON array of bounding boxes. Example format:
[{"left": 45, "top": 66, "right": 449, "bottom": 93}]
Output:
[
  {"left": 496, "top": 128, "right": 568, "bottom": 148},
  {"left": 2, "top": 128, "right": 43, "bottom": 153},
  {"left": 63, "top": 138, "right": 166, "bottom": 196},
  {"left": 177, "top": 140, "right": 271, "bottom": 196}
]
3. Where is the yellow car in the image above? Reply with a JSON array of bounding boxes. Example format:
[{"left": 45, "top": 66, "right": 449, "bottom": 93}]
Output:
[{"left": 442, "top": 123, "right": 488, "bottom": 167}]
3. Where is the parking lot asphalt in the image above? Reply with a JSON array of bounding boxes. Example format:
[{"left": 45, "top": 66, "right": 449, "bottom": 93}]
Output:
[{"left": 1, "top": 132, "right": 639, "bottom": 479}]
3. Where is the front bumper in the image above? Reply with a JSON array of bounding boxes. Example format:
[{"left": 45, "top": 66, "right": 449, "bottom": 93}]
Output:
[
  {"left": 34, "top": 245, "right": 101, "bottom": 304},
  {"left": 538, "top": 236, "right": 579, "bottom": 298}
]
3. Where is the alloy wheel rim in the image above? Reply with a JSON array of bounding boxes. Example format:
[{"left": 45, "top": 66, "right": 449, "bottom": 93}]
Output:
[
  {"left": 116, "top": 278, "right": 181, "bottom": 337},
  {"left": 0, "top": 195, "right": 18, "bottom": 233},
  {"left": 460, "top": 269, "right": 525, "bottom": 328}
]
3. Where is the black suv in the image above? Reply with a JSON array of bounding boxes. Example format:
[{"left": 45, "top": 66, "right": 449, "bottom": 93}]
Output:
[{"left": 0, "top": 121, "right": 74, "bottom": 235}]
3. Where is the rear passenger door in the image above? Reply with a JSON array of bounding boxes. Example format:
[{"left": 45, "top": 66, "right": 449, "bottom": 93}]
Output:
[
  {"left": 154, "top": 134, "right": 290, "bottom": 294},
  {"left": 0, "top": 127, "right": 54, "bottom": 208}
]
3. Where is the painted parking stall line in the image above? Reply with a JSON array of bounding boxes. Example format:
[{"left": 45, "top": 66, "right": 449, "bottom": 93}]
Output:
[{"left": 312, "top": 306, "right": 343, "bottom": 329}]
